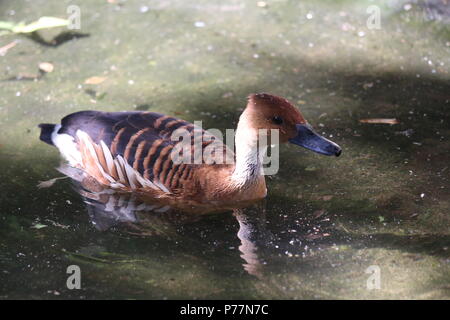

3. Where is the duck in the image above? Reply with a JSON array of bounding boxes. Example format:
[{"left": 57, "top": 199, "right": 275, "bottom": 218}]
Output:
[{"left": 39, "top": 93, "right": 341, "bottom": 209}]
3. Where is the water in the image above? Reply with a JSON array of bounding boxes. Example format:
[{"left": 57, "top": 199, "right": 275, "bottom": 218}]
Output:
[{"left": 0, "top": 0, "right": 449, "bottom": 299}]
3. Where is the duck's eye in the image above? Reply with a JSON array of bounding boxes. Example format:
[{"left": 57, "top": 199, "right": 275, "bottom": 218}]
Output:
[{"left": 272, "top": 116, "right": 283, "bottom": 125}]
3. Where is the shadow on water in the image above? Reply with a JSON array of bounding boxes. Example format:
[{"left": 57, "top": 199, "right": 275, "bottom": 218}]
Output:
[{"left": 27, "top": 31, "right": 90, "bottom": 47}]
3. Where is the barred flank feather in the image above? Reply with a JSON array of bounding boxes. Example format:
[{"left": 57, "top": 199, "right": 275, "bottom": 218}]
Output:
[{"left": 47, "top": 111, "right": 233, "bottom": 195}]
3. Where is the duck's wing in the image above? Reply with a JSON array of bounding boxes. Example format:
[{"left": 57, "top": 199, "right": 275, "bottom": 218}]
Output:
[{"left": 51, "top": 111, "right": 232, "bottom": 194}]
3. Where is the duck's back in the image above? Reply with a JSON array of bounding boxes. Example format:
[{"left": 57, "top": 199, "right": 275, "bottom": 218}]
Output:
[{"left": 40, "top": 110, "right": 233, "bottom": 195}]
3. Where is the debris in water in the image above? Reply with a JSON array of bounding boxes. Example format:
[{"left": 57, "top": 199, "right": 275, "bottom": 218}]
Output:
[
  {"left": 45, "top": 219, "right": 70, "bottom": 229},
  {"left": 84, "top": 76, "right": 107, "bottom": 85},
  {"left": 305, "top": 233, "right": 328, "bottom": 240},
  {"left": 395, "top": 129, "right": 414, "bottom": 137},
  {"left": 39, "top": 62, "right": 54, "bottom": 73},
  {"left": 363, "top": 82, "right": 374, "bottom": 89},
  {"left": 0, "top": 40, "right": 18, "bottom": 56},
  {"left": 3, "top": 60, "right": 55, "bottom": 81},
  {"left": 359, "top": 118, "right": 399, "bottom": 124},
  {"left": 0, "top": 16, "right": 69, "bottom": 34},
  {"left": 37, "top": 176, "right": 67, "bottom": 189},
  {"left": 194, "top": 21, "right": 205, "bottom": 28},
  {"left": 31, "top": 223, "right": 47, "bottom": 229},
  {"left": 47, "top": 290, "right": 60, "bottom": 296},
  {"left": 257, "top": 1, "right": 267, "bottom": 8}
]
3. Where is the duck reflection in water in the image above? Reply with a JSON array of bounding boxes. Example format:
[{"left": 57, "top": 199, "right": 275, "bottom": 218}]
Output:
[{"left": 59, "top": 164, "right": 274, "bottom": 277}]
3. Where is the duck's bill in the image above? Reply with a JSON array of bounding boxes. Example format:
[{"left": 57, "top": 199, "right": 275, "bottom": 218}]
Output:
[{"left": 289, "top": 124, "right": 342, "bottom": 157}]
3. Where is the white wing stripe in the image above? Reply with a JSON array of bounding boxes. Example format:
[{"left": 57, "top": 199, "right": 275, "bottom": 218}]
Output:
[
  {"left": 70, "top": 131, "right": 171, "bottom": 194},
  {"left": 114, "top": 157, "right": 127, "bottom": 185},
  {"left": 100, "top": 140, "right": 115, "bottom": 174}
]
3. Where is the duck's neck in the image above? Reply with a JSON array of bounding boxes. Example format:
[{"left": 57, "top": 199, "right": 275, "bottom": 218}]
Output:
[{"left": 231, "top": 117, "right": 266, "bottom": 187}]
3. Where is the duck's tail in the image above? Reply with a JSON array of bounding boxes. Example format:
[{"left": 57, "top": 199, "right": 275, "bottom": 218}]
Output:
[{"left": 38, "top": 123, "right": 56, "bottom": 146}]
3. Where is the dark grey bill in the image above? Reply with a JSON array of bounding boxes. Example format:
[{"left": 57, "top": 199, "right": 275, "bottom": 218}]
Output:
[{"left": 289, "top": 124, "right": 342, "bottom": 157}]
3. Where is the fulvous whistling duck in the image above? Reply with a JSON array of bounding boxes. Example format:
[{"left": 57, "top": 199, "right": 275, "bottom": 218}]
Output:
[{"left": 39, "top": 93, "right": 341, "bottom": 208}]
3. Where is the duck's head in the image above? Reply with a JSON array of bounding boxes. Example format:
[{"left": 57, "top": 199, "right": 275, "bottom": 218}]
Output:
[{"left": 243, "top": 93, "right": 341, "bottom": 157}]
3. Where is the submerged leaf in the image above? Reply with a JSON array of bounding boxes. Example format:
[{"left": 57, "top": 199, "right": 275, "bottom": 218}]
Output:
[
  {"left": 31, "top": 223, "right": 47, "bottom": 229},
  {"left": 37, "top": 178, "right": 58, "bottom": 189}
]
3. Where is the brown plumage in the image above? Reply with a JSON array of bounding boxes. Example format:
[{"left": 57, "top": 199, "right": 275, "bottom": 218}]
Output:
[{"left": 39, "top": 93, "right": 341, "bottom": 210}]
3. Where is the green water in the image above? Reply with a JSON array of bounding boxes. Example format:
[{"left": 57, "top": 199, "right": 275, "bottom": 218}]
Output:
[{"left": 0, "top": 0, "right": 449, "bottom": 299}]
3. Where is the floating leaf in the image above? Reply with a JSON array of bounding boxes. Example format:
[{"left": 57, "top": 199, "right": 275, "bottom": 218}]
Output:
[
  {"left": 0, "top": 21, "right": 17, "bottom": 32},
  {"left": 359, "top": 118, "right": 399, "bottom": 124},
  {"left": 13, "top": 17, "right": 69, "bottom": 33},
  {"left": 84, "top": 76, "right": 107, "bottom": 85}
]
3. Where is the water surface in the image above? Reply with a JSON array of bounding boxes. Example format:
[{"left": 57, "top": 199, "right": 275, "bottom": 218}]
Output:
[{"left": 0, "top": 0, "right": 449, "bottom": 299}]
